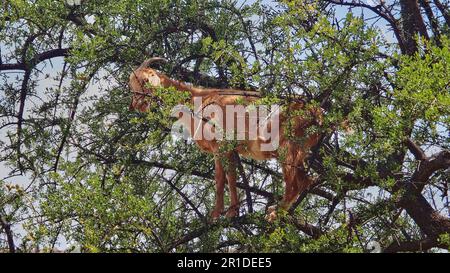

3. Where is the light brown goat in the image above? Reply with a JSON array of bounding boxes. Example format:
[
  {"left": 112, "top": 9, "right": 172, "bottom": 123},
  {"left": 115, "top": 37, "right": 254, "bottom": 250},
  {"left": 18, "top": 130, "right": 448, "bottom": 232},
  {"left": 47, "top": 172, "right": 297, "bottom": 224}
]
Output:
[{"left": 129, "top": 58, "right": 322, "bottom": 221}]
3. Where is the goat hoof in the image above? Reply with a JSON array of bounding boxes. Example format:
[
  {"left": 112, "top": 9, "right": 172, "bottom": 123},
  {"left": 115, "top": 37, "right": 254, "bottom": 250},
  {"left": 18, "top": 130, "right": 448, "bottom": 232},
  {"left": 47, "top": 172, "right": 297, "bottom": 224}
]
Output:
[
  {"left": 225, "top": 209, "right": 239, "bottom": 218},
  {"left": 210, "top": 210, "right": 222, "bottom": 220},
  {"left": 265, "top": 206, "right": 277, "bottom": 222},
  {"left": 265, "top": 211, "right": 277, "bottom": 222}
]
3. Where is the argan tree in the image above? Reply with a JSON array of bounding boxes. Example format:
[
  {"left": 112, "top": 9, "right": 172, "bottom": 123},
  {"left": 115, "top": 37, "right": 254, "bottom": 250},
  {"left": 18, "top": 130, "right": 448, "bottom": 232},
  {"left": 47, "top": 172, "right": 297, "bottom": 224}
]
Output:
[{"left": 0, "top": 0, "right": 449, "bottom": 253}]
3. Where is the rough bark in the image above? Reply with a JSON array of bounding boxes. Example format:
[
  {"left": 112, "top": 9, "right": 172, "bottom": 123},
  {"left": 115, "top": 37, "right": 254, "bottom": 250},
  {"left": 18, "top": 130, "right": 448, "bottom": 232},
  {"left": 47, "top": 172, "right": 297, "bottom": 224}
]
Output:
[{"left": 400, "top": 0, "right": 430, "bottom": 54}]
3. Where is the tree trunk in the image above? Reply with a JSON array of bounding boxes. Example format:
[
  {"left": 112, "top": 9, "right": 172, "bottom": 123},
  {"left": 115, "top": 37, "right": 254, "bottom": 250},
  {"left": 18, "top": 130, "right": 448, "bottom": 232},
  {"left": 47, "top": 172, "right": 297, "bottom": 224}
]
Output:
[{"left": 400, "top": 0, "right": 429, "bottom": 54}]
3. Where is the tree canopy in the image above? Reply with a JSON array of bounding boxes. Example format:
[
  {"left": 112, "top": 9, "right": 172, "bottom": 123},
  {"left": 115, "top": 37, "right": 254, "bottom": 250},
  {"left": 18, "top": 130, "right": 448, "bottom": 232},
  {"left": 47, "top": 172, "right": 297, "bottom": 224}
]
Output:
[{"left": 0, "top": 0, "right": 449, "bottom": 253}]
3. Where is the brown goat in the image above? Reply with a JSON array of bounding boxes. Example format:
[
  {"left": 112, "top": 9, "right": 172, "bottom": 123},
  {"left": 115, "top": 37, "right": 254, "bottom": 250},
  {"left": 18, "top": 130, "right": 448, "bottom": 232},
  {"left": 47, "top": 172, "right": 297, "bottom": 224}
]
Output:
[{"left": 129, "top": 57, "right": 323, "bottom": 221}]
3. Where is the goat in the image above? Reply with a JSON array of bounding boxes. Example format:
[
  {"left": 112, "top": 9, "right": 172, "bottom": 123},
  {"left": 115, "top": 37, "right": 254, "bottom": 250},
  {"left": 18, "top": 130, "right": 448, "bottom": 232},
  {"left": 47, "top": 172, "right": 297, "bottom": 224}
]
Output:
[{"left": 129, "top": 57, "right": 323, "bottom": 221}]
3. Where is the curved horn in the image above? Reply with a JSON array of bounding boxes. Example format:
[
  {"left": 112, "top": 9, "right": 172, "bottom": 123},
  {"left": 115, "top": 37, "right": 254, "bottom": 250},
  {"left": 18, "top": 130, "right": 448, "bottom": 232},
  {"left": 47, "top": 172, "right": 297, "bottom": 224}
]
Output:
[{"left": 138, "top": 57, "right": 168, "bottom": 69}]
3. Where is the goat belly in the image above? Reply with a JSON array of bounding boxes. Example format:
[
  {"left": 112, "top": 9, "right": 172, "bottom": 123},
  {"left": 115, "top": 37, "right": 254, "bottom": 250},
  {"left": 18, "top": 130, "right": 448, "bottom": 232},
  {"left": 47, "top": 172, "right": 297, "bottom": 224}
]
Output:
[{"left": 194, "top": 139, "right": 219, "bottom": 153}]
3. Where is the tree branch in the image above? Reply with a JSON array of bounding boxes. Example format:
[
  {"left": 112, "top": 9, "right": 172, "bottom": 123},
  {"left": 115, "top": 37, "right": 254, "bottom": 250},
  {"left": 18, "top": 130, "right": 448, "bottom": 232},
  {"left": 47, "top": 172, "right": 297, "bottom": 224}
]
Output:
[
  {"left": 399, "top": 191, "right": 450, "bottom": 238},
  {"left": 324, "top": 0, "right": 406, "bottom": 53},
  {"left": 411, "top": 149, "right": 450, "bottom": 191},
  {"left": 433, "top": 0, "right": 450, "bottom": 27},
  {"left": 406, "top": 138, "right": 427, "bottom": 161},
  {"left": 383, "top": 237, "right": 445, "bottom": 253},
  {"left": 286, "top": 215, "right": 323, "bottom": 239},
  {"left": 233, "top": 152, "right": 253, "bottom": 213},
  {"left": 162, "top": 175, "right": 206, "bottom": 222},
  {"left": 0, "top": 214, "right": 15, "bottom": 253}
]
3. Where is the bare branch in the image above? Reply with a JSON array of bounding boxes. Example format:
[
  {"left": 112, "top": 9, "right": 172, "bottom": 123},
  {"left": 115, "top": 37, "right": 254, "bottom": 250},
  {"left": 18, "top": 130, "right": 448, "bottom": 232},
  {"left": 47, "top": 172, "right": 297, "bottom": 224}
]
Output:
[
  {"left": 384, "top": 237, "right": 445, "bottom": 253},
  {"left": 406, "top": 138, "right": 427, "bottom": 161},
  {"left": 412, "top": 149, "right": 450, "bottom": 190},
  {"left": 233, "top": 152, "right": 254, "bottom": 213},
  {"left": 0, "top": 214, "right": 15, "bottom": 253},
  {"left": 433, "top": 0, "right": 450, "bottom": 26}
]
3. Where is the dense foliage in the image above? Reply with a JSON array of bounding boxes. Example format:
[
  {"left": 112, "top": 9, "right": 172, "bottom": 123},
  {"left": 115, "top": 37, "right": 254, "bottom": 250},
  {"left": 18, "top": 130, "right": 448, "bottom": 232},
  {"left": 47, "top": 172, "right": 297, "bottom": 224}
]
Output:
[{"left": 0, "top": 0, "right": 449, "bottom": 253}]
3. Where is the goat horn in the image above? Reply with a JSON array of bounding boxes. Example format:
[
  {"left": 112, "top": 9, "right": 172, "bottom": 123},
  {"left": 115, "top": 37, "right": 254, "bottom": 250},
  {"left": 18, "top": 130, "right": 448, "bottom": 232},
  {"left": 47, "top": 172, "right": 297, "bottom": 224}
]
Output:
[{"left": 138, "top": 57, "right": 168, "bottom": 69}]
